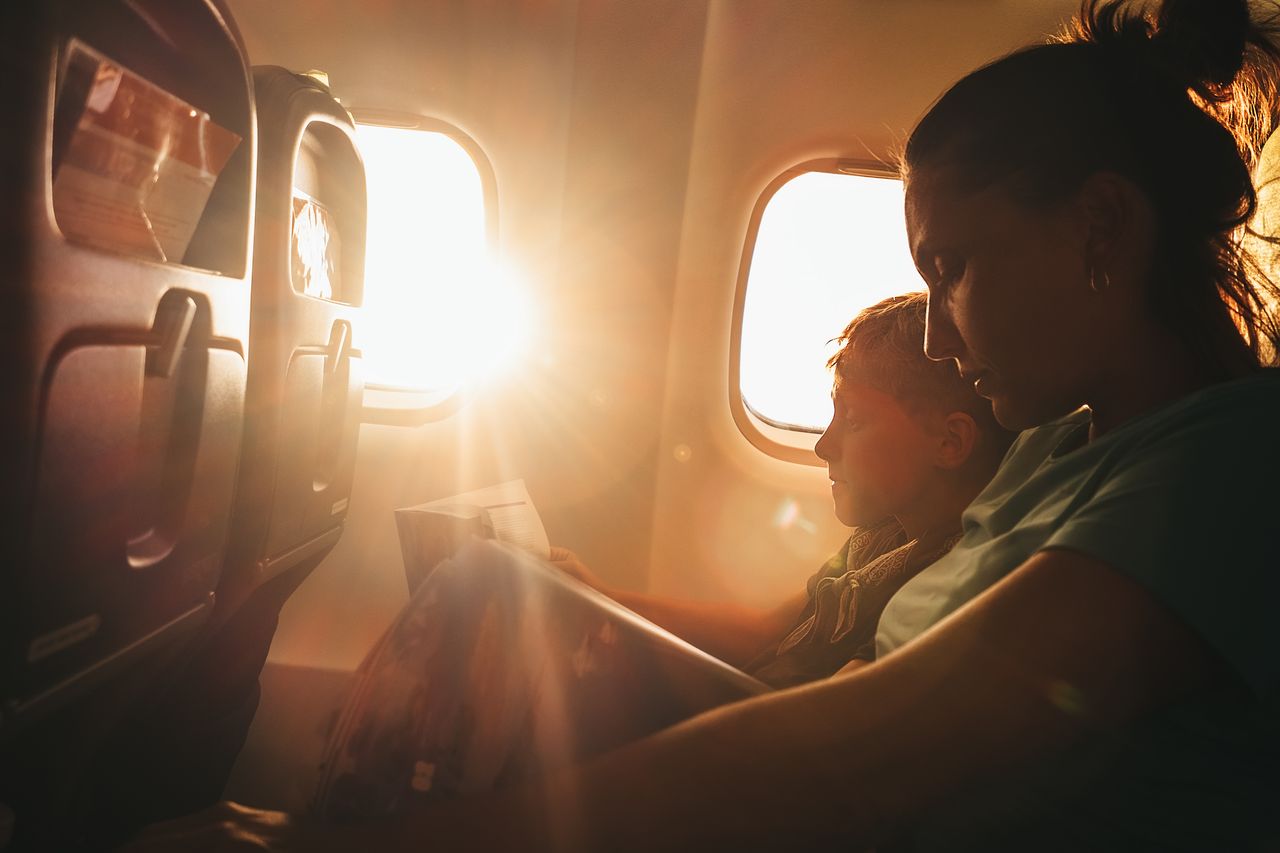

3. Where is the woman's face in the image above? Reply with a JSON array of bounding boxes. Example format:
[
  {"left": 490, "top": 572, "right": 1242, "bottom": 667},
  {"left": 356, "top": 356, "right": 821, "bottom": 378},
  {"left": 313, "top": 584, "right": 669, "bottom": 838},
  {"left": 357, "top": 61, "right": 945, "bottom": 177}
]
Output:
[{"left": 904, "top": 170, "right": 1102, "bottom": 430}]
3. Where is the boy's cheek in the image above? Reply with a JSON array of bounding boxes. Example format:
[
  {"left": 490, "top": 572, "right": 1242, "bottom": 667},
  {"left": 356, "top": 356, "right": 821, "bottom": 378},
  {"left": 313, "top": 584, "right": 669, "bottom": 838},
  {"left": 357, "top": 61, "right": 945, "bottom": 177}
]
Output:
[{"left": 832, "top": 482, "right": 890, "bottom": 528}]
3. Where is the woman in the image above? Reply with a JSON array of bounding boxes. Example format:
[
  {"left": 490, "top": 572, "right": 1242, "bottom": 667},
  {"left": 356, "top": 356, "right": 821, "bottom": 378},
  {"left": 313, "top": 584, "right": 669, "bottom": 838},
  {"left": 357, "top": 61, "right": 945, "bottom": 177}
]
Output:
[{"left": 125, "top": 0, "right": 1280, "bottom": 849}]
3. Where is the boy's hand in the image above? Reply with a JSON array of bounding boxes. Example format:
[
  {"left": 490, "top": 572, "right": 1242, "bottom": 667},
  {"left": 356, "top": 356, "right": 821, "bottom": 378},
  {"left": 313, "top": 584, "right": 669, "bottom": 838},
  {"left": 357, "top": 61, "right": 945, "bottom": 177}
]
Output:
[
  {"left": 548, "top": 546, "right": 607, "bottom": 592},
  {"left": 117, "top": 801, "right": 395, "bottom": 853},
  {"left": 834, "top": 657, "right": 871, "bottom": 677},
  {"left": 117, "top": 801, "right": 299, "bottom": 852}
]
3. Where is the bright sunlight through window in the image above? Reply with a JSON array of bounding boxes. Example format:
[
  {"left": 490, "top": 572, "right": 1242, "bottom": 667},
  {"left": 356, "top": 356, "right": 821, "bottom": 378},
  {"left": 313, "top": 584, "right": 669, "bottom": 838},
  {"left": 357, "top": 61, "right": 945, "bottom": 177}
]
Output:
[
  {"left": 355, "top": 123, "right": 529, "bottom": 391},
  {"left": 740, "top": 170, "right": 923, "bottom": 432}
]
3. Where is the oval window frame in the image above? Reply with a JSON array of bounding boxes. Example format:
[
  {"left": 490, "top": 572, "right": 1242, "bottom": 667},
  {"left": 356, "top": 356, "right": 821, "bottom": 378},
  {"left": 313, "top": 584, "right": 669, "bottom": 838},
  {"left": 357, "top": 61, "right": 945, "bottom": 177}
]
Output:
[{"left": 728, "top": 158, "right": 905, "bottom": 465}]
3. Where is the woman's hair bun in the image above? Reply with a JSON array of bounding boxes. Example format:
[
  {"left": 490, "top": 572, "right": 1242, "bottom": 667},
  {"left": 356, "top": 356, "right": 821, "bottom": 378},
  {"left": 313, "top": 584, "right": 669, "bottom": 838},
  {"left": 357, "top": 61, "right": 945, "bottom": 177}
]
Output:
[
  {"left": 1066, "top": 0, "right": 1280, "bottom": 168},
  {"left": 1151, "top": 0, "right": 1251, "bottom": 94},
  {"left": 1072, "top": 0, "right": 1253, "bottom": 99}
]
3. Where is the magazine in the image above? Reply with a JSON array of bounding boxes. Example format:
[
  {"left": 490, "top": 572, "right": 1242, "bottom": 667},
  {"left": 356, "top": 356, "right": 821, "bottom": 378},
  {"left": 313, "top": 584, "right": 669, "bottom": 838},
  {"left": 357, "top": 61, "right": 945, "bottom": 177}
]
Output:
[
  {"left": 393, "top": 479, "right": 551, "bottom": 594},
  {"left": 313, "top": 484, "right": 767, "bottom": 821}
]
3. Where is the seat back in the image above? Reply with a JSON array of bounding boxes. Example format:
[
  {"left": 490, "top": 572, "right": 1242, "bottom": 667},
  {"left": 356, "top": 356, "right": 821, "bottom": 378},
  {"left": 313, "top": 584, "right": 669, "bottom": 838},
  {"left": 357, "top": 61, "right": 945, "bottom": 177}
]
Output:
[
  {"left": 218, "top": 65, "right": 366, "bottom": 618},
  {"left": 0, "top": 0, "right": 254, "bottom": 740},
  {"left": 50, "top": 71, "right": 370, "bottom": 843},
  {"left": 0, "top": 0, "right": 255, "bottom": 845}
]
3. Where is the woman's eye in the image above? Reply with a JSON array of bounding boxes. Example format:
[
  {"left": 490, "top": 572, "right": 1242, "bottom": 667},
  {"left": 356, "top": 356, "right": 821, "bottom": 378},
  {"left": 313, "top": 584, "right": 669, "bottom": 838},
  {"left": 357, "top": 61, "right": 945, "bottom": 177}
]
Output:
[{"left": 934, "top": 254, "right": 965, "bottom": 285}]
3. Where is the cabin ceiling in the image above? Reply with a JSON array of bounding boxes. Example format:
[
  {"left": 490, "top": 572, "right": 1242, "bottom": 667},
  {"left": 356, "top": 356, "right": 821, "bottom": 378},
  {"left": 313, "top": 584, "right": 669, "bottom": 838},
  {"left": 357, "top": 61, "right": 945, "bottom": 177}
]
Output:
[{"left": 227, "top": 1, "right": 1083, "bottom": 147}]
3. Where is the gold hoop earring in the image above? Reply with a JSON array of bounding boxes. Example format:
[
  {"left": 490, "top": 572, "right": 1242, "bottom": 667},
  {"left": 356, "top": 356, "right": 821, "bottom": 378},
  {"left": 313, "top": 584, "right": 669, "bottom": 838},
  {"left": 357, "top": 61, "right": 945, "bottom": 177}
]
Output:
[{"left": 1089, "top": 268, "right": 1111, "bottom": 292}]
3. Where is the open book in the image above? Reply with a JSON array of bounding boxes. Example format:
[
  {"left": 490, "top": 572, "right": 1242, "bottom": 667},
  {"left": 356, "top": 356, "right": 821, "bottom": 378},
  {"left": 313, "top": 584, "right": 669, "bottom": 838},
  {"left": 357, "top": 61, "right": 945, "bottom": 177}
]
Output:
[
  {"left": 314, "top": 483, "right": 768, "bottom": 820},
  {"left": 394, "top": 479, "right": 550, "bottom": 594}
]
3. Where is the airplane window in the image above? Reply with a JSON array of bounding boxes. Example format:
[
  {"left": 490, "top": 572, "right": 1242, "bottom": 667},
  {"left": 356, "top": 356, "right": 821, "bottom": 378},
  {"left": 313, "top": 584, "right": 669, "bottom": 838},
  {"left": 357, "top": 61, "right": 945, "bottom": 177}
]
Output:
[
  {"left": 354, "top": 122, "right": 525, "bottom": 392},
  {"left": 739, "top": 169, "right": 922, "bottom": 432}
]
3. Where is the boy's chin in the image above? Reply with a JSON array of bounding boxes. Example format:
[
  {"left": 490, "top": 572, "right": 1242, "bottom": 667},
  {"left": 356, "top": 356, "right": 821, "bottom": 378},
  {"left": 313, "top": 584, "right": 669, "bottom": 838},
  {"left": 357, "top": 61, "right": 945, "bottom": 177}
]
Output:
[{"left": 835, "top": 505, "right": 891, "bottom": 529}]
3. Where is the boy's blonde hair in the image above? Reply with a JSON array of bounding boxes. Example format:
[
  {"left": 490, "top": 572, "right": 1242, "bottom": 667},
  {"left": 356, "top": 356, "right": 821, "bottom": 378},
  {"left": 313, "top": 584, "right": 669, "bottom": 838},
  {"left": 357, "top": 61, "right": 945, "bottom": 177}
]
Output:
[{"left": 829, "top": 293, "right": 1015, "bottom": 455}]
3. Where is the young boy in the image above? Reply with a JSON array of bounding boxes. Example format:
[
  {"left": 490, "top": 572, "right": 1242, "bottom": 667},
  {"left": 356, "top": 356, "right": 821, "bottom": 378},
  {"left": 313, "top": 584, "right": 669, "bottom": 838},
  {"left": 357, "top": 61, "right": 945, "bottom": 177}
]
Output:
[{"left": 552, "top": 292, "right": 1015, "bottom": 686}]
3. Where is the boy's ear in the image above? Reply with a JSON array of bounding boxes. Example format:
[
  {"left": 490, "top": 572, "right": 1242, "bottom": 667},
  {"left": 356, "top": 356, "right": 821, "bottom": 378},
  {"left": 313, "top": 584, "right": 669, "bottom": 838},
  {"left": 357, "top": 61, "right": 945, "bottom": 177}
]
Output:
[{"left": 936, "top": 411, "right": 977, "bottom": 469}]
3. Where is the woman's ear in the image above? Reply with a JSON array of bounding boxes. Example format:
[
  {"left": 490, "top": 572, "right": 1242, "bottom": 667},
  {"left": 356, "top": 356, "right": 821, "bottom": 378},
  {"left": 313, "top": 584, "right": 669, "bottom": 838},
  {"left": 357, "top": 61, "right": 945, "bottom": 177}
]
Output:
[
  {"left": 1079, "top": 171, "right": 1127, "bottom": 258},
  {"left": 1078, "top": 171, "right": 1155, "bottom": 288},
  {"left": 936, "top": 411, "right": 978, "bottom": 470}
]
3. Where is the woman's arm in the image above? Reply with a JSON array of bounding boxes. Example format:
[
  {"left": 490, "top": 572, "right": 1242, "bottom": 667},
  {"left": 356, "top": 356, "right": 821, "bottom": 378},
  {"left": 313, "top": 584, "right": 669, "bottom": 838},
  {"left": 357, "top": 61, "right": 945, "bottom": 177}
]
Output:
[
  {"left": 551, "top": 547, "right": 809, "bottom": 665},
  {"left": 121, "top": 548, "right": 1216, "bottom": 851},
  {"left": 395, "top": 547, "right": 1216, "bottom": 851}
]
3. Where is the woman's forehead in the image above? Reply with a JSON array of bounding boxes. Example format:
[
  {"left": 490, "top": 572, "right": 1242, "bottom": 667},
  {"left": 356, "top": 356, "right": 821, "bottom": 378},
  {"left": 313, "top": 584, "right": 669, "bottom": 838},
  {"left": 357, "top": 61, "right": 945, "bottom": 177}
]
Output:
[
  {"left": 904, "top": 170, "right": 965, "bottom": 255},
  {"left": 905, "top": 165, "right": 975, "bottom": 220},
  {"left": 905, "top": 172, "right": 1021, "bottom": 251}
]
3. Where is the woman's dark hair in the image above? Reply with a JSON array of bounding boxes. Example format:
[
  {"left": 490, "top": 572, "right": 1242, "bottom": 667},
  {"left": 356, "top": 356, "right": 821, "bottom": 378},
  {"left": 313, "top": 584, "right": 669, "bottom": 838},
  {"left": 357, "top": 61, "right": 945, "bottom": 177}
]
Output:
[{"left": 902, "top": 0, "right": 1280, "bottom": 373}]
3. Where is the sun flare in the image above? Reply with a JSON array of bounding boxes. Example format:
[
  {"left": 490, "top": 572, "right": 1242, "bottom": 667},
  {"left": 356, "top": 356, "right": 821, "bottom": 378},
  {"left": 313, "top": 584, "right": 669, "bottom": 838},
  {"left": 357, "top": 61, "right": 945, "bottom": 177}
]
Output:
[{"left": 354, "top": 123, "right": 534, "bottom": 391}]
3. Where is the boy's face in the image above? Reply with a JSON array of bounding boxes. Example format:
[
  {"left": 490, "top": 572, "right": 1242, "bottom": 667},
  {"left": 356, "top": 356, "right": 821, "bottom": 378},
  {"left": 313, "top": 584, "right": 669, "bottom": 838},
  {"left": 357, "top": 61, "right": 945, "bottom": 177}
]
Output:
[{"left": 815, "top": 378, "right": 941, "bottom": 528}]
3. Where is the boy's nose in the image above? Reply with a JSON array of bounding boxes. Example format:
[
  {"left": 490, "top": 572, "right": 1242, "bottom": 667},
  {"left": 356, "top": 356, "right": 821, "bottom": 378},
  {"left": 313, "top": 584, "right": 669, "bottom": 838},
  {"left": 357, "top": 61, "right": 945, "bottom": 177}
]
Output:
[{"left": 814, "top": 421, "right": 837, "bottom": 462}]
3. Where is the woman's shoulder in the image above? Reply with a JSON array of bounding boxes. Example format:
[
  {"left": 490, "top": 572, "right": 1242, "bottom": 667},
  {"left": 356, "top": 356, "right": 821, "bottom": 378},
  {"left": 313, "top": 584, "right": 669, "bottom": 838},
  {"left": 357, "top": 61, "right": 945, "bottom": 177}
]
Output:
[
  {"left": 1030, "top": 370, "right": 1280, "bottom": 462},
  {"left": 1118, "top": 369, "right": 1280, "bottom": 454},
  {"left": 1158, "top": 369, "right": 1280, "bottom": 417}
]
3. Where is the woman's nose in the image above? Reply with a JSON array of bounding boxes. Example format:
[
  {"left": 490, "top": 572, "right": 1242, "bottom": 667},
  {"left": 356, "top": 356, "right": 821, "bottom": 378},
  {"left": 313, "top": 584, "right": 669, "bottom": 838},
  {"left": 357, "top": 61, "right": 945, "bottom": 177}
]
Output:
[{"left": 924, "top": 297, "right": 963, "bottom": 363}]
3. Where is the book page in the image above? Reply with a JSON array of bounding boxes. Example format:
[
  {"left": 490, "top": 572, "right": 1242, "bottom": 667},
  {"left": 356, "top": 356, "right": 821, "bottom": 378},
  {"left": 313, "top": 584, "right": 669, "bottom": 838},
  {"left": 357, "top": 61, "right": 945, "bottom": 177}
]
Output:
[{"left": 414, "top": 479, "right": 550, "bottom": 559}]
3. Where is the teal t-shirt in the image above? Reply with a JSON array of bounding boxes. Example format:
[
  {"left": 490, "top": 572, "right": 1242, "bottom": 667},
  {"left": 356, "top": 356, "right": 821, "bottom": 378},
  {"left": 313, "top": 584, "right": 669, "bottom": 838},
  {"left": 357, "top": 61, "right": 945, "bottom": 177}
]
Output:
[{"left": 875, "top": 371, "right": 1280, "bottom": 850}]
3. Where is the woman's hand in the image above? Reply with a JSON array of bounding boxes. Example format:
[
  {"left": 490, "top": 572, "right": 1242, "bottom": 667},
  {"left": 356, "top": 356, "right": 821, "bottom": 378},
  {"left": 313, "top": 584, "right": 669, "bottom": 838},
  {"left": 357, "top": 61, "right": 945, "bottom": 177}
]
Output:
[{"left": 548, "top": 546, "right": 608, "bottom": 592}]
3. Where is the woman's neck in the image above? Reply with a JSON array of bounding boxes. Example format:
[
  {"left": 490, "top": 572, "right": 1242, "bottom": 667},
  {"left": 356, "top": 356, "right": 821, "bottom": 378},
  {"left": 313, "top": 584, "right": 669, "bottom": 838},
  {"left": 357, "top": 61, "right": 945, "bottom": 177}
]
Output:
[{"left": 1086, "top": 322, "right": 1240, "bottom": 439}]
